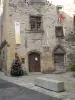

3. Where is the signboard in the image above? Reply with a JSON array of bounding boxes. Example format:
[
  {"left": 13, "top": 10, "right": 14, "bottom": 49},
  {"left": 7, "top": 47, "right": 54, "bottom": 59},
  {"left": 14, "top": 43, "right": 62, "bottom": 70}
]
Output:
[{"left": 15, "top": 22, "right": 21, "bottom": 44}]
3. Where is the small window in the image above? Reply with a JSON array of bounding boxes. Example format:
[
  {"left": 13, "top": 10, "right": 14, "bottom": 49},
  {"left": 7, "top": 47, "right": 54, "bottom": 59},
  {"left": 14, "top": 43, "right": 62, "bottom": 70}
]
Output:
[
  {"left": 55, "top": 26, "right": 64, "bottom": 37},
  {"left": 30, "top": 16, "right": 42, "bottom": 31},
  {"left": 21, "top": 58, "right": 25, "bottom": 64},
  {"left": 56, "top": 6, "right": 64, "bottom": 23},
  {"left": 57, "top": 6, "right": 63, "bottom": 14}
]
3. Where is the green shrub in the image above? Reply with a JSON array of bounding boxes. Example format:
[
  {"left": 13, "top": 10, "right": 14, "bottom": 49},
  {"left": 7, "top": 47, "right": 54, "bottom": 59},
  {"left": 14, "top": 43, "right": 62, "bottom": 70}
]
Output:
[
  {"left": 70, "top": 64, "right": 75, "bottom": 71},
  {"left": 11, "top": 59, "right": 24, "bottom": 76}
]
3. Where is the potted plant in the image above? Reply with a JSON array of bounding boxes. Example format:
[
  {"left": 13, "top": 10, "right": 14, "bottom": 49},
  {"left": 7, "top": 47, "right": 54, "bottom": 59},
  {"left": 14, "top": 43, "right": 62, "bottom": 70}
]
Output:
[{"left": 70, "top": 64, "right": 75, "bottom": 77}]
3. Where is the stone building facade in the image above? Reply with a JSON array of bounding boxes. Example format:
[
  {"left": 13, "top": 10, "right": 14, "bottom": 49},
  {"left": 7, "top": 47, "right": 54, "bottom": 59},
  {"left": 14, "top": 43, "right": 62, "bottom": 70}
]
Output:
[{"left": 0, "top": 0, "right": 75, "bottom": 75}]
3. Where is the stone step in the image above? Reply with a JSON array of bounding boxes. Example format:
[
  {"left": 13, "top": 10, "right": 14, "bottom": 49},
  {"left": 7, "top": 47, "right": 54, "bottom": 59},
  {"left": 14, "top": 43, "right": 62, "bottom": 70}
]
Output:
[
  {"left": 52, "top": 70, "right": 66, "bottom": 74},
  {"left": 28, "top": 72, "right": 43, "bottom": 76}
]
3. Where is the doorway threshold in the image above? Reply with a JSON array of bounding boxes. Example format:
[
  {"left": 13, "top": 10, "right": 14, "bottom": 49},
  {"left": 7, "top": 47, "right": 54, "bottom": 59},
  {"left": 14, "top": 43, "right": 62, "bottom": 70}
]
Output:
[{"left": 28, "top": 72, "right": 43, "bottom": 76}]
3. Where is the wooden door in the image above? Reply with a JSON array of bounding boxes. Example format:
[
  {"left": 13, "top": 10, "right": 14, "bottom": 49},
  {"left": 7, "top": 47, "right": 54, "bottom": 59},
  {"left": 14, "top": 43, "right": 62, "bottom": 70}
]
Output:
[
  {"left": 54, "top": 54, "right": 64, "bottom": 70},
  {"left": 28, "top": 52, "right": 40, "bottom": 72}
]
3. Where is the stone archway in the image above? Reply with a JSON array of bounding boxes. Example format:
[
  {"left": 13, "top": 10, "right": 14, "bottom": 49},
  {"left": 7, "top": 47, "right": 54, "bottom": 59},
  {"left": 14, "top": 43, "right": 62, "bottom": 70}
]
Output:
[
  {"left": 28, "top": 52, "right": 41, "bottom": 72},
  {"left": 53, "top": 45, "right": 66, "bottom": 71}
]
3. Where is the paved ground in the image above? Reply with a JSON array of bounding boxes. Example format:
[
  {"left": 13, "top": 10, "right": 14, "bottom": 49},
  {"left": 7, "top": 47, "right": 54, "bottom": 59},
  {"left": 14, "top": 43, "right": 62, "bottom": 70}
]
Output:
[
  {"left": 0, "top": 72, "right": 75, "bottom": 100},
  {"left": 0, "top": 78, "right": 60, "bottom": 100}
]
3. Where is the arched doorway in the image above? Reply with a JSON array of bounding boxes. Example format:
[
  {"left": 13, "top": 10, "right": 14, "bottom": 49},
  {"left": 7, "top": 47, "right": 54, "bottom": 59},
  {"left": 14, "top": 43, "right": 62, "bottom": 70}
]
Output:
[
  {"left": 53, "top": 46, "right": 66, "bottom": 71},
  {"left": 28, "top": 52, "right": 40, "bottom": 72}
]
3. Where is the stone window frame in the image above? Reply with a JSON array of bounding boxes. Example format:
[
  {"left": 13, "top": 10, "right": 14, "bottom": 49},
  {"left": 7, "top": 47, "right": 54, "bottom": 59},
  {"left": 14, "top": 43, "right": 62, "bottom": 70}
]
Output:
[
  {"left": 29, "top": 14, "right": 43, "bottom": 33},
  {"left": 55, "top": 26, "right": 64, "bottom": 37},
  {"left": 56, "top": 5, "right": 64, "bottom": 22},
  {"left": 56, "top": 5, "right": 63, "bottom": 14}
]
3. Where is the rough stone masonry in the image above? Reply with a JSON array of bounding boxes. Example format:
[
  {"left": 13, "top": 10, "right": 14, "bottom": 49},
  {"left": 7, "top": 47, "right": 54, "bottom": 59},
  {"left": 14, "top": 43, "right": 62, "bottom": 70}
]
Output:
[{"left": 0, "top": 0, "right": 75, "bottom": 74}]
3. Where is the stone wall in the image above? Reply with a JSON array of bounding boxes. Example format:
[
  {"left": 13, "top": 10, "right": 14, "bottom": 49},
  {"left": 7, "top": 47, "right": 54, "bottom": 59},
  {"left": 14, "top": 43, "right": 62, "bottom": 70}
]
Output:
[
  {"left": 1, "top": 0, "right": 75, "bottom": 73},
  {"left": 0, "top": 44, "right": 7, "bottom": 74}
]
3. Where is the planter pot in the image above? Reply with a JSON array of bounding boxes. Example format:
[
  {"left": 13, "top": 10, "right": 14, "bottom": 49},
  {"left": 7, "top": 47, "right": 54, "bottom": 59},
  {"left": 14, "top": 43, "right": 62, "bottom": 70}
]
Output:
[{"left": 73, "top": 72, "right": 75, "bottom": 77}]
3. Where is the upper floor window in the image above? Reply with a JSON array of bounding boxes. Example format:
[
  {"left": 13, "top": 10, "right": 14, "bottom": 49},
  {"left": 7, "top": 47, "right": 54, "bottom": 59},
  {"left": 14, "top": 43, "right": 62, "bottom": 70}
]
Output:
[
  {"left": 57, "top": 6, "right": 63, "bottom": 14},
  {"left": 30, "top": 16, "right": 42, "bottom": 31},
  {"left": 55, "top": 26, "right": 64, "bottom": 37}
]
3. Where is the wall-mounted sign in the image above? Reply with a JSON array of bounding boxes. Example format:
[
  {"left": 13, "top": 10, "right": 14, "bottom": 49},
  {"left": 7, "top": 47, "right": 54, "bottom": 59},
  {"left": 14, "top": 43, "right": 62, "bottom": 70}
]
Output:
[{"left": 15, "top": 22, "right": 21, "bottom": 44}]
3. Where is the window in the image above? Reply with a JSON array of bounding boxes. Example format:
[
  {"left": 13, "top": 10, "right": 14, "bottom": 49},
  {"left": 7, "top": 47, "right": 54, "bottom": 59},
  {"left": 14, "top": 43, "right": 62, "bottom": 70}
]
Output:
[
  {"left": 30, "top": 16, "right": 42, "bottom": 31},
  {"left": 55, "top": 26, "right": 64, "bottom": 37},
  {"left": 57, "top": 6, "right": 63, "bottom": 14}
]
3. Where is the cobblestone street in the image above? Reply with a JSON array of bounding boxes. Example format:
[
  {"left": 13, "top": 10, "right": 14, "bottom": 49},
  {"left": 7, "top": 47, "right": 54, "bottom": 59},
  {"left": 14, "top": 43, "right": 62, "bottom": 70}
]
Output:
[
  {"left": 0, "top": 72, "right": 75, "bottom": 100},
  {"left": 0, "top": 78, "right": 61, "bottom": 100}
]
